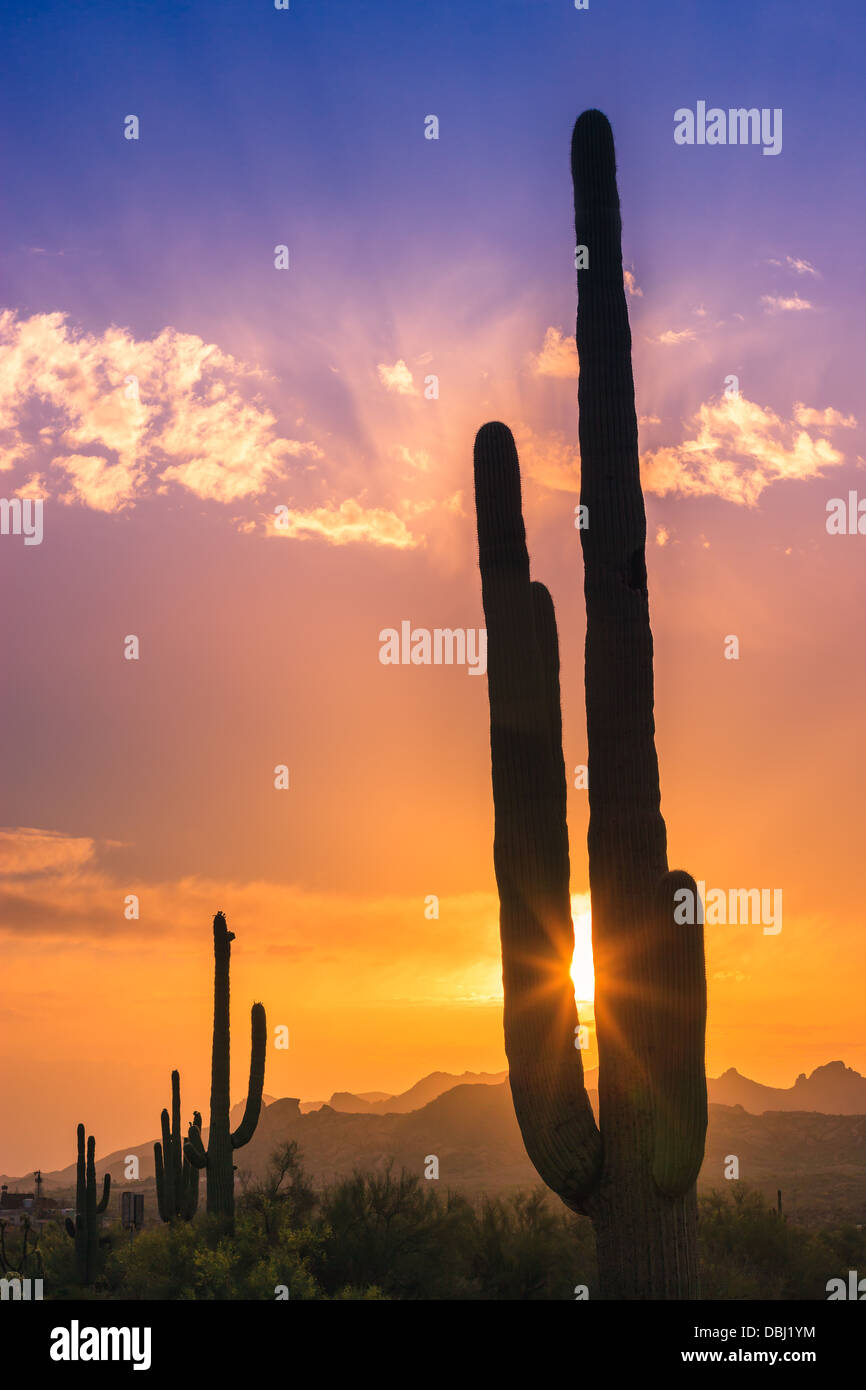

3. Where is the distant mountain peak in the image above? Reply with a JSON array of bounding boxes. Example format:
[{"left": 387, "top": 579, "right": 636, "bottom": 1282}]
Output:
[{"left": 709, "top": 1061, "right": 866, "bottom": 1114}]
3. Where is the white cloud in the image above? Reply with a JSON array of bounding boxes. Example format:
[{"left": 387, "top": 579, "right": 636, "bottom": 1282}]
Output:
[
  {"left": 377, "top": 360, "right": 418, "bottom": 395},
  {"left": 641, "top": 393, "right": 847, "bottom": 506},
  {"left": 653, "top": 328, "right": 696, "bottom": 345},
  {"left": 0, "top": 311, "right": 321, "bottom": 512},
  {"left": 760, "top": 295, "right": 813, "bottom": 313},
  {"left": 770, "top": 255, "right": 819, "bottom": 277}
]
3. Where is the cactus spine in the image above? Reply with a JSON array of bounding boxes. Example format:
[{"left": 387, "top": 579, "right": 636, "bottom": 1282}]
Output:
[
  {"left": 183, "top": 912, "right": 266, "bottom": 1231},
  {"left": 473, "top": 110, "right": 707, "bottom": 1299},
  {"left": 154, "top": 1070, "right": 201, "bottom": 1222},
  {"left": 64, "top": 1124, "right": 111, "bottom": 1285}
]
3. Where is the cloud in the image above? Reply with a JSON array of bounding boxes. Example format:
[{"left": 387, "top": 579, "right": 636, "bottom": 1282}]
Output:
[
  {"left": 653, "top": 328, "right": 696, "bottom": 346},
  {"left": 0, "top": 311, "right": 321, "bottom": 512},
  {"left": 623, "top": 269, "right": 643, "bottom": 298},
  {"left": 793, "top": 403, "right": 856, "bottom": 430},
  {"left": 786, "top": 256, "right": 819, "bottom": 277},
  {"left": 266, "top": 498, "right": 419, "bottom": 548},
  {"left": 0, "top": 828, "right": 95, "bottom": 877},
  {"left": 769, "top": 255, "right": 819, "bottom": 277},
  {"left": 655, "top": 526, "right": 670, "bottom": 547},
  {"left": 641, "top": 393, "right": 848, "bottom": 506},
  {"left": 0, "top": 864, "right": 503, "bottom": 1006},
  {"left": 53, "top": 453, "right": 140, "bottom": 511},
  {"left": 760, "top": 295, "right": 813, "bottom": 313},
  {"left": 395, "top": 445, "right": 432, "bottom": 473},
  {"left": 514, "top": 425, "right": 579, "bottom": 492},
  {"left": 530, "top": 327, "right": 578, "bottom": 379},
  {"left": 376, "top": 359, "right": 418, "bottom": 395}
]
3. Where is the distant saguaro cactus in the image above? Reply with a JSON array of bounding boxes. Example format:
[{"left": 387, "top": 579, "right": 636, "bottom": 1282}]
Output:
[
  {"left": 64, "top": 1124, "right": 111, "bottom": 1286},
  {"left": 183, "top": 912, "right": 267, "bottom": 1231},
  {"left": 154, "top": 1070, "right": 201, "bottom": 1222},
  {"left": 473, "top": 109, "right": 707, "bottom": 1299},
  {"left": 0, "top": 1216, "right": 43, "bottom": 1281}
]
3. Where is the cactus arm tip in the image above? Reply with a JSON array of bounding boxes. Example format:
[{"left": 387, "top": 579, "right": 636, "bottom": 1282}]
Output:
[
  {"left": 184, "top": 1121, "right": 207, "bottom": 1169},
  {"left": 231, "top": 1003, "right": 267, "bottom": 1149}
]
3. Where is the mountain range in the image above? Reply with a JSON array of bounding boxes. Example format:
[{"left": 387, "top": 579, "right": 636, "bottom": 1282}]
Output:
[
  {"left": 3, "top": 1062, "right": 865, "bottom": 1228},
  {"left": 300, "top": 1059, "right": 866, "bottom": 1117}
]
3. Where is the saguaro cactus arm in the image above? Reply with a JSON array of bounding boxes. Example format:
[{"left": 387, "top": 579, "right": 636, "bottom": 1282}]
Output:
[
  {"left": 96, "top": 1170, "right": 110, "bottom": 1213},
  {"left": 474, "top": 421, "right": 602, "bottom": 1207},
  {"left": 155, "top": 1109, "right": 175, "bottom": 1221},
  {"left": 649, "top": 869, "right": 707, "bottom": 1194},
  {"left": 231, "top": 1002, "right": 267, "bottom": 1148},
  {"left": 184, "top": 1118, "right": 207, "bottom": 1169}
]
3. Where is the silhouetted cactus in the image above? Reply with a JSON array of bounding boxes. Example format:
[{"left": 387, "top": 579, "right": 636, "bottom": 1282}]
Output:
[
  {"left": 154, "top": 1070, "right": 201, "bottom": 1222},
  {"left": 0, "top": 1216, "right": 43, "bottom": 1281},
  {"left": 473, "top": 109, "right": 706, "bottom": 1299},
  {"left": 64, "top": 1124, "right": 111, "bottom": 1286},
  {"left": 183, "top": 912, "right": 267, "bottom": 1230}
]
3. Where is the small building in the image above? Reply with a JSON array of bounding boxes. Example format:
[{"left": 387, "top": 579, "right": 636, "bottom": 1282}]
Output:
[
  {"left": 0, "top": 1185, "right": 60, "bottom": 1228},
  {"left": 0, "top": 1187, "right": 33, "bottom": 1227}
]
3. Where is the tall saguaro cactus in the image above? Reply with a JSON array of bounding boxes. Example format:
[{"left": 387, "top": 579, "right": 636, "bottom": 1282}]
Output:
[
  {"left": 183, "top": 912, "right": 267, "bottom": 1231},
  {"left": 64, "top": 1124, "right": 111, "bottom": 1286},
  {"left": 473, "top": 110, "right": 707, "bottom": 1299},
  {"left": 154, "top": 1070, "right": 201, "bottom": 1222}
]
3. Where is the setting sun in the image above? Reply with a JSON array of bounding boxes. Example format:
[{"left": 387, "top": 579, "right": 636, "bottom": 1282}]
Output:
[{"left": 570, "top": 896, "right": 595, "bottom": 1003}]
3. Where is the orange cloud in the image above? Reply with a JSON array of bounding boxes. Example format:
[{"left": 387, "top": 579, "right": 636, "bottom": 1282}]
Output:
[
  {"left": 53, "top": 452, "right": 141, "bottom": 511},
  {"left": 265, "top": 498, "right": 419, "bottom": 548},
  {"left": 793, "top": 403, "right": 856, "bottom": 430},
  {"left": 514, "top": 425, "right": 580, "bottom": 493},
  {"left": 0, "top": 828, "right": 96, "bottom": 877},
  {"left": 623, "top": 269, "right": 643, "bottom": 297},
  {"left": 530, "top": 327, "right": 579, "bottom": 379}
]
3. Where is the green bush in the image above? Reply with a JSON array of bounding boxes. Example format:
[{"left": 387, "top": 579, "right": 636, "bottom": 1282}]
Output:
[{"left": 36, "top": 1147, "right": 866, "bottom": 1301}]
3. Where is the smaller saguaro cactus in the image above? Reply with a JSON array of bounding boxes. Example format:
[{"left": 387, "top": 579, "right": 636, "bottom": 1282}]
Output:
[
  {"left": 64, "top": 1124, "right": 111, "bottom": 1286},
  {"left": 154, "top": 1070, "right": 202, "bottom": 1222},
  {"left": 183, "top": 912, "right": 267, "bottom": 1231},
  {"left": 0, "top": 1216, "right": 43, "bottom": 1281}
]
